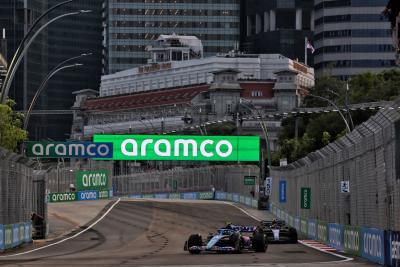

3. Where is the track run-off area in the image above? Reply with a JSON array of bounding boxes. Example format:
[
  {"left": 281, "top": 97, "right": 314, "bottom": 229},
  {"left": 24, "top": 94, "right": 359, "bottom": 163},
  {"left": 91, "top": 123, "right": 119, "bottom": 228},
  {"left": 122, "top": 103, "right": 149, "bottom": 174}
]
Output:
[{"left": 0, "top": 200, "right": 377, "bottom": 267}]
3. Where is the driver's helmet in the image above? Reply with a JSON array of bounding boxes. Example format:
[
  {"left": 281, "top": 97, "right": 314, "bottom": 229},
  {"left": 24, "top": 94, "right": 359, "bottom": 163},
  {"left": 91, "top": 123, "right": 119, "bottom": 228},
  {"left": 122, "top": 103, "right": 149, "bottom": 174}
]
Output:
[{"left": 225, "top": 221, "right": 233, "bottom": 229}]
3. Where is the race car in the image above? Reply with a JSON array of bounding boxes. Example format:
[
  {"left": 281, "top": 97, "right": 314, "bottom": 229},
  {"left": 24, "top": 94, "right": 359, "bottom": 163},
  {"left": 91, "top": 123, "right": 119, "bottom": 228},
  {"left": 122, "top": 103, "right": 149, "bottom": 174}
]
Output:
[
  {"left": 184, "top": 224, "right": 267, "bottom": 254},
  {"left": 261, "top": 220, "right": 298, "bottom": 243}
]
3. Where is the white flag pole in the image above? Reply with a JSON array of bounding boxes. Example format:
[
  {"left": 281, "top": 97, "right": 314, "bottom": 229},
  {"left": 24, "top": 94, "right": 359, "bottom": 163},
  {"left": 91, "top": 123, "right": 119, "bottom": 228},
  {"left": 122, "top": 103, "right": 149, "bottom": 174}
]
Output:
[{"left": 305, "top": 36, "right": 308, "bottom": 66}]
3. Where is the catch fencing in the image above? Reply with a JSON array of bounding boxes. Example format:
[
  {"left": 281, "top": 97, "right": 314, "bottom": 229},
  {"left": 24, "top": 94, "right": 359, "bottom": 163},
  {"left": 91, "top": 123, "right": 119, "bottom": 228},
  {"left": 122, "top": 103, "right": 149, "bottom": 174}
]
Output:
[
  {"left": 112, "top": 165, "right": 260, "bottom": 198},
  {"left": 270, "top": 99, "right": 400, "bottom": 231},
  {"left": 0, "top": 147, "right": 35, "bottom": 250}
]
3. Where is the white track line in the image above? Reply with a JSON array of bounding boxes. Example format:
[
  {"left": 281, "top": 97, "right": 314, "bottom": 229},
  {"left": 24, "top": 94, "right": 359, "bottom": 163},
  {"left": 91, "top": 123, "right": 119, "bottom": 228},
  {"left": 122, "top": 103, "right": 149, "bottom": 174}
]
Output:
[
  {"left": 0, "top": 198, "right": 121, "bottom": 258},
  {"left": 224, "top": 201, "right": 353, "bottom": 263}
]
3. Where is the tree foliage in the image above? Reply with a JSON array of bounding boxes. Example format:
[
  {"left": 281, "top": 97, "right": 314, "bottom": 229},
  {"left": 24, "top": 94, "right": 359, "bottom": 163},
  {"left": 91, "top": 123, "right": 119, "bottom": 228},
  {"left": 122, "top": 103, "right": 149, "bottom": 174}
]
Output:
[
  {"left": 272, "top": 69, "right": 400, "bottom": 165},
  {"left": 0, "top": 99, "right": 28, "bottom": 151}
]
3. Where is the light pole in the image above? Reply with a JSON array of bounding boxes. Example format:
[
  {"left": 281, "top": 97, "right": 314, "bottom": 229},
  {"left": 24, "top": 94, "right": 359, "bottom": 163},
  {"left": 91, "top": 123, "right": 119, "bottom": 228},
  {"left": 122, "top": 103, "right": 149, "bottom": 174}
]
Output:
[
  {"left": 0, "top": 9, "right": 92, "bottom": 104},
  {"left": 299, "top": 88, "right": 351, "bottom": 133},
  {"left": 0, "top": 0, "right": 74, "bottom": 99},
  {"left": 23, "top": 63, "right": 83, "bottom": 131}
]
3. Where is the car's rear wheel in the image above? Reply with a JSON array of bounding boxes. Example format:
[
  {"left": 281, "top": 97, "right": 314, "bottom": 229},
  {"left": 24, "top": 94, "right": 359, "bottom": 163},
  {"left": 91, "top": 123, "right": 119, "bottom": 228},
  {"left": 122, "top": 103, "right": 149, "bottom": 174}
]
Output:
[
  {"left": 252, "top": 232, "right": 267, "bottom": 252},
  {"left": 187, "top": 234, "right": 202, "bottom": 254},
  {"left": 289, "top": 228, "right": 298, "bottom": 244}
]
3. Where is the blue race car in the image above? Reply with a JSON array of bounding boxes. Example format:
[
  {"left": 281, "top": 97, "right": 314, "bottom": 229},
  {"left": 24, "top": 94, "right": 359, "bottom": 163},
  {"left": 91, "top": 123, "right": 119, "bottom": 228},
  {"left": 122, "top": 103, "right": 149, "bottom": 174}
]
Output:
[{"left": 184, "top": 224, "right": 267, "bottom": 254}]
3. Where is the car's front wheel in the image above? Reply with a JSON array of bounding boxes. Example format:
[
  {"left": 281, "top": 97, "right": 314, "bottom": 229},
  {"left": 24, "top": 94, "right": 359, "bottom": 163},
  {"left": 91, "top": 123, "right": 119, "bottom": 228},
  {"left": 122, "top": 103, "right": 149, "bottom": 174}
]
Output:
[{"left": 187, "top": 234, "right": 202, "bottom": 254}]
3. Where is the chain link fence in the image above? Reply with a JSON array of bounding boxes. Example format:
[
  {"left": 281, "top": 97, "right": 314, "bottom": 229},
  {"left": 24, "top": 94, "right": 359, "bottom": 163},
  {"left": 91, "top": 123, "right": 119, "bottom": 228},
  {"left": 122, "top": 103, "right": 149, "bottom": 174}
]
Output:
[
  {"left": 270, "top": 99, "right": 400, "bottom": 231},
  {"left": 112, "top": 165, "right": 260, "bottom": 198},
  {"left": 0, "top": 147, "right": 37, "bottom": 225}
]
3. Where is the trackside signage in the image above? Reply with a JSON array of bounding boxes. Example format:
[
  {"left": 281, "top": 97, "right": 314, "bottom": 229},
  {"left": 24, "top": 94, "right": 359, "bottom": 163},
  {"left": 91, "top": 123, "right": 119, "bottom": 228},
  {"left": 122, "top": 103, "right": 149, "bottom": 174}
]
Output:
[
  {"left": 391, "top": 231, "right": 400, "bottom": 267},
  {"left": 361, "top": 227, "right": 385, "bottom": 265},
  {"left": 49, "top": 192, "right": 77, "bottom": 203},
  {"left": 344, "top": 225, "right": 361, "bottom": 256},
  {"left": 26, "top": 141, "right": 113, "bottom": 158},
  {"left": 76, "top": 170, "right": 109, "bottom": 191},
  {"left": 93, "top": 135, "right": 260, "bottom": 161},
  {"left": 0, "top": 224, "right": 3, "bottom": 251}
]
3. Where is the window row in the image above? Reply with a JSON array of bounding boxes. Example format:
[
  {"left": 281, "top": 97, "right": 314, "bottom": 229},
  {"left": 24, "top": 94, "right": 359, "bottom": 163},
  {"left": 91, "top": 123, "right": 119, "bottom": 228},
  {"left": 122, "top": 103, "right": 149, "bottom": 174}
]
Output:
[
  {"left": 112, "top": 8, "right": 238, "bottom": 16},
  {"left": 315, "top": 14, "right": 388, "bottom": 26},
  {"left": 111, "top": 33, "right": 239, "bottom": 41},
  {"left": 315, "top": 44, "right": 394, "bottom": 54},
  {"left": 315, "top": 59, "right": 395, "bottom": 69},
  {"left": 113, "top": 0, "right": 239, "bottom": 3},
  {"left": 111, "top": 21, "right": 239, "bottom": 28},
  {"left": 315, "top": 0, "right": 387, "bottom": 10},
  {"left": 315, "top": 29, "right": 391, "bottom": 40},
  {"left": 111, "top": 45, "right": 232, "bottom": 53}
]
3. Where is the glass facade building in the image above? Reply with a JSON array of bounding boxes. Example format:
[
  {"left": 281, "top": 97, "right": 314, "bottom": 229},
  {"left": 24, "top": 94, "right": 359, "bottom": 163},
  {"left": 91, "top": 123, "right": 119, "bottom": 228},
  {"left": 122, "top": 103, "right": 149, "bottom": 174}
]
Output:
[
  {"left": 46, "top": 0, "right": 103, "bottom": 140},
  {"left": 240, "top": 0, "right": 314, "bottom": 65},
  {"left": 103, "top": 0, "right": 240, "bottom": 74},
  {"left": 314, "top": 0, "right": 396, "bottom": 79},
  {"left": 0, "top": 0, "right": 49, "bottom": 139}
]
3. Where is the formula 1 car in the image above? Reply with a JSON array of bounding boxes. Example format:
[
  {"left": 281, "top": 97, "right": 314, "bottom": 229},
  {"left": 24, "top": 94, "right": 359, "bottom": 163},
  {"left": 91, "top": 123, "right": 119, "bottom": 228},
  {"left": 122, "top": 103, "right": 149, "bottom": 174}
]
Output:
[
  {"left": 184, "top": 224, "right": 268, "bottom": 254},
  {"left": 261, "top": 220, "right": 298, "bottom": 243}
]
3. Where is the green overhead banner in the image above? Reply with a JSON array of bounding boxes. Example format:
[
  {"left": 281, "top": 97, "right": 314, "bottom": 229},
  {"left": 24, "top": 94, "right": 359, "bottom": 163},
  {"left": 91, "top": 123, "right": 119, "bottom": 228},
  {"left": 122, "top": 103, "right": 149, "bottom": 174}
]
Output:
[
  {"left": 301, "top": 187, "right": 311, "bottom": 209},
  {"left": 76, "top": 170, "right": 109, "bottom": 191},
  {"left": 244, "top": 176, "right": 256, "bottom": 185},
  {"left": 93, "top": 135, "right": 260, "bottom": 162}
]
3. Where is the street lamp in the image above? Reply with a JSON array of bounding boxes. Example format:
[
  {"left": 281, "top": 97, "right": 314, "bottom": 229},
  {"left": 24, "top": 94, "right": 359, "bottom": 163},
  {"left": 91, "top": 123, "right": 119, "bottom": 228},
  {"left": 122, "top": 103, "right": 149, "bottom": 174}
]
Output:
[
  {"left": 299, "top": 88, "right": 351, "bottom": 133},
  {"left": 0, "top": 9, "right": 92, "bottom": 104},
  {"left": 23, "top": 63, "right": 83, "bottom": 131},
  {"left": 0, "top": 0, "right": 74, "bottom": 99},
  {"left": 239, "top": 98, "right": 272, "bottom": 169}
]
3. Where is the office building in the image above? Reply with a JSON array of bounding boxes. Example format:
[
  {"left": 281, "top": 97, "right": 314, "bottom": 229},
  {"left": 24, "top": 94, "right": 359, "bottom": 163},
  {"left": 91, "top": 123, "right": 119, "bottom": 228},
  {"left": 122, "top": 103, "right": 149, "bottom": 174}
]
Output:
[
  {"left": 314, "top": 0, "right": 396, "bottom": 79},
  {"left": 0, "top": 0, "right": 49, "bottom": 139},
  {"left": 102, "top": 0, "right": 240, "bottom": 74},
  {"left": 240, "top": 0, "right": 314, "bottom": 64},
  {"left": 46, "top": 0, "right": 103, "bottom": 140}
]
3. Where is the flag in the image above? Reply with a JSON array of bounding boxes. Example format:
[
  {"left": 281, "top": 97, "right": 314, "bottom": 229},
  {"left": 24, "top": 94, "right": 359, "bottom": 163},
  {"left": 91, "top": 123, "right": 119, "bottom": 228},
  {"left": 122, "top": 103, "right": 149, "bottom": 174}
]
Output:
[{"left": 306, "top": 41, "right": 315, "bottom": 54}]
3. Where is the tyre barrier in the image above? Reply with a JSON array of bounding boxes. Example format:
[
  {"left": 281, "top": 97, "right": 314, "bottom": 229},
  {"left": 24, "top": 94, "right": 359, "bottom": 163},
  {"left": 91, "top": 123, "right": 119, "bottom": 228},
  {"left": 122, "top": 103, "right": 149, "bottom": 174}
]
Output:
[{"left": 270, "top": 202, "right": 400, "bottom": 266}]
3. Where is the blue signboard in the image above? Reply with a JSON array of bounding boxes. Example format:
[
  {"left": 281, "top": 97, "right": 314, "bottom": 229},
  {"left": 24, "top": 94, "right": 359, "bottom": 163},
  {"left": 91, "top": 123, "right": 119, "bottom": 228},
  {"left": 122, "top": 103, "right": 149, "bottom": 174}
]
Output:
[
  {"left": 361, "top": 227, "right": 385, "bottom": 265},
  {"left": 0, "top": 224, "right": 3, "bottom": 251},
  {"left": 279, "top": 180, "right": 287, "bottom": 203},
  {"left": 154, "top": 193, "right": 168, "bottom": 199},
  {"left": 328, "top": 223, "right": 344, "bottom": 251},
  {"left": 77, "top": 190, "right": 98, "bottom": 201},
  {"left": 26, "top": 141, "right": 113, "bottom": 159},
  {"left": 390, "top": 231, "right": 400, "bottom": 267},
  {"left": 215, "top": 192, "right": 227, "bottom": 200},
  {"left": 182, "top": 192, "right": 197, "bottom": 200},
  {"left": 24, "top": 223, "right": 31, "bottom": 243},
  {"left": 12, "top": 224, "right": 19, "bottom": 248},
  {"left": 308, "top": 219, "right": 317, "bottom": 240},
  {"left": 245, "top": 197, "right": 251, "bottom": 206},
  {"left": 232, "top": 194, "right": 239, "bottom": 202}
]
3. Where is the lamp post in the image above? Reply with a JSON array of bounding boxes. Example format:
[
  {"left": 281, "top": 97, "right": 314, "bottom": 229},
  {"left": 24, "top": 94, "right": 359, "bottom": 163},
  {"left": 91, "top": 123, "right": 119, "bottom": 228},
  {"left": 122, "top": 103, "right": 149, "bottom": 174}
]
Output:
[
  {"left": 299, "top": 88, "right": 351, "bottom": 133},
  {"left": 23, "top": 63, "right": 83, "bottom": 131},
  {"left": 0, "top": 9, "right": 92, "bottom": 104},
  {"left": 0, "top": 0, "right": 74, "bottom": 99}
]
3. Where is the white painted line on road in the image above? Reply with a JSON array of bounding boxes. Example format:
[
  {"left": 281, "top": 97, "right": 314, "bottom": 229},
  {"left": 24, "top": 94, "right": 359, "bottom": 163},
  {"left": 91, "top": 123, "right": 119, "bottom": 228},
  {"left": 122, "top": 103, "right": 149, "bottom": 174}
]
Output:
[
  {"left": 225, "top": 202, "right": 354, "bottom": 264},
  {"left": 0, "top": 198, "right": 121, "bottom": 258},
  {"left": 223, "top": 202, "right": 262, "bottom": 222},
  {"left": 298, "top": 240, "right": 353, "bottom": 263}
]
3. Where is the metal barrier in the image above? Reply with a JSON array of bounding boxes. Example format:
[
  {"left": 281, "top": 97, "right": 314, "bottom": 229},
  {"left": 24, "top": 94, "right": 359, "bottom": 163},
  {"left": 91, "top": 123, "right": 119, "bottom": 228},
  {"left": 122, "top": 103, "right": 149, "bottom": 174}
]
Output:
[
  {"left": 0, "top": 147, "right": 37, "bottom": 250},
  {"left": 270, "top": 99, "right": 400, "bottom": 232}
]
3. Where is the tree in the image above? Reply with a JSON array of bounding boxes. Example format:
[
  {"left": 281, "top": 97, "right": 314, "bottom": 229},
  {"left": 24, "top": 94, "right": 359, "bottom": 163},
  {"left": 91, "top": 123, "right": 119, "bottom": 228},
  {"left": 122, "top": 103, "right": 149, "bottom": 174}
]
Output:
[
  {"left": 0, "top": 100, "right": 28, "bottom": 151},
  {"left": 274, "top": 69, "right": 400, "bottom": 165}
]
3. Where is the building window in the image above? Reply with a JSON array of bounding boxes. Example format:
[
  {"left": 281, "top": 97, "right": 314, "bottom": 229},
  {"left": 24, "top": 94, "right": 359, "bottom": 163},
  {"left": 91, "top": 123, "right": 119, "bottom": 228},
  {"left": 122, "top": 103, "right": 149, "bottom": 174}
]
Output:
[{"left": 251, "top": 90, "right": 263, "bottom": 97}]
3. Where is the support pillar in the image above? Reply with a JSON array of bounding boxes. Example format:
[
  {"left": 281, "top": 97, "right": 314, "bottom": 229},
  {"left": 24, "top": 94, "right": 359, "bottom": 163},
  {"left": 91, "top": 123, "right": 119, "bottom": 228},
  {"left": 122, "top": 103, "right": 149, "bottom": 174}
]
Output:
[
  {"left": 270, "top": 10, "right": 276, "bottom": 31},
  {"left": 296, "top": 8, "right": 302, "bottom": 30},
  {"left": 264, "top": 11, "right": 270, "bottom": 32}
]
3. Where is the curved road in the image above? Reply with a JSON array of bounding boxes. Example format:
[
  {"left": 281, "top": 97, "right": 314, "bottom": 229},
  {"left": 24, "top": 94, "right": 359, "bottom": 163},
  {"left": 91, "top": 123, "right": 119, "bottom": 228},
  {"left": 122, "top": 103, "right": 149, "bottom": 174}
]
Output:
[{"left": 0, "top": 200, "right": 376, "bottom": 267}]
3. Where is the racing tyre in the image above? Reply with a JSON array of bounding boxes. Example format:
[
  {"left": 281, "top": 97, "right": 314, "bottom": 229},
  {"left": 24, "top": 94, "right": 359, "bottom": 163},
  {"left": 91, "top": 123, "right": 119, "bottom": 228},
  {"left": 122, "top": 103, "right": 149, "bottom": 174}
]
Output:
[
  {"left": 187, "top": 234, "right": 202, "bottom": 254},
  {"left": 289, "top": 228, "right": 298, "bottom": 244},
  {"left": 252, "top": 232, "right": 267, "bottom": 252}
]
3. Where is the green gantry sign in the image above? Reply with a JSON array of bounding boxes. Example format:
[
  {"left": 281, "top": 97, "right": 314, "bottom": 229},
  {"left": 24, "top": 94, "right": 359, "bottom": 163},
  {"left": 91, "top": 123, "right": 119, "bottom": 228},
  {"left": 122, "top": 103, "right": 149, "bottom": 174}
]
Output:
[
  {"left": 93, "top": 135, "right": 260, "bottom": 161},
  {"left": 244, "top": 176, "right": 256, "bottom": 185},
  {"left": 48, "top": 192, "right": 77, "bottom": 203},
  {"left": 75, "top": 170, "right": 109, "bottom": 191},
  {"left": 301, "top": 187, "right": 311, "bottom": 209}
]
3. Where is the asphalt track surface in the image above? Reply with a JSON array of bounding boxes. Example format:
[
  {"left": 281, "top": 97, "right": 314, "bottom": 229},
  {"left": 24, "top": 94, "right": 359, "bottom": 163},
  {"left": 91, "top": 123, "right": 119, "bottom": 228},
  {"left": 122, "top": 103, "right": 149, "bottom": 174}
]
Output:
[{"left": 0, "top": 200, "right": 377, "bottom": 267}]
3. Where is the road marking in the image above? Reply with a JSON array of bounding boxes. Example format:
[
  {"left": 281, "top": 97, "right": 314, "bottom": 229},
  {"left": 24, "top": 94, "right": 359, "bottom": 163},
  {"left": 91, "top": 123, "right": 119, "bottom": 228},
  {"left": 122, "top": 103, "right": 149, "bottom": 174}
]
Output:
[
  {"left": 299, "top": 240, "right": 353, "bottom": 262},
  {"left": 0, "top": 198, "right": 121, "bottom": 258},
  {"left": 224, "top": 202, "right": 353, "bottom": 263}
]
